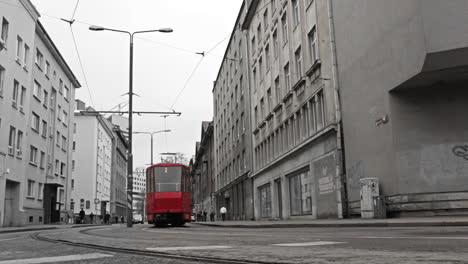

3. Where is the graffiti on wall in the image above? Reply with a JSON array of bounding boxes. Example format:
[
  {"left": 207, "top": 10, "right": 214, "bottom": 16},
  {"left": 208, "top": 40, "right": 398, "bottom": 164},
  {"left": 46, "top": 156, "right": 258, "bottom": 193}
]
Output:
[
  {"left": 314, "top": 155, "right": 336, "bottom": 195},
  {"left": 452, "top": 145, "right": 468, "bottom": 161}
]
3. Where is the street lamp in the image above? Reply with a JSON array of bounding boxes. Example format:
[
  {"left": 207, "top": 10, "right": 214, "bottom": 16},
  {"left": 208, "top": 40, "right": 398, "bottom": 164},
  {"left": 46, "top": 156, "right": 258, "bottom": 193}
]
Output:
[
  {"left": 134, "top": 130, "right": 171, "bottom": 166},
  {"left": 90, "top": 25, "right": 173, "bottom": 227}
]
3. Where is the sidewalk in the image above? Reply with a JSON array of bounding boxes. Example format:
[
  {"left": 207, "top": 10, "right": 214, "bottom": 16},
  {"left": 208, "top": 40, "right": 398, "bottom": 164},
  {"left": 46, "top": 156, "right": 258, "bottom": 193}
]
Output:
[
  {"left": 0, "top": 223, "right": 107, "bottom": 234},
  {"left": 193, "top": 216, "right": 468, "bottom": 228}
]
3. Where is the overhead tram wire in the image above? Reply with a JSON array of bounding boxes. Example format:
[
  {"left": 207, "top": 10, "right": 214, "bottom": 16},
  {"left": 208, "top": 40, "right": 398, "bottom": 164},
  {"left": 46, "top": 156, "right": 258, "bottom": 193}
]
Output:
[
  {"left": 70, "top": 0, "right": 80, "bottom": 20},
  {"left": 169, "top": 35, "right": 231, "bottom": 109}
]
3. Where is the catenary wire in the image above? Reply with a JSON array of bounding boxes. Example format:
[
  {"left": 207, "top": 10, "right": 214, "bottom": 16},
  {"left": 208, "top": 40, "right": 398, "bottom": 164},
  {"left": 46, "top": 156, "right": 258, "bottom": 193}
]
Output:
[{"left": 70, "top": 0, "right": 80, "bottom": 20}]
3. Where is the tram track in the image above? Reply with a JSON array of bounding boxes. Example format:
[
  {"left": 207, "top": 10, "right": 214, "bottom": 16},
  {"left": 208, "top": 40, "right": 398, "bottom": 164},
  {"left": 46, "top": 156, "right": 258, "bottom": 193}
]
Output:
[{"left": 31, "top": 230, "right": 292, "bottom": 264}]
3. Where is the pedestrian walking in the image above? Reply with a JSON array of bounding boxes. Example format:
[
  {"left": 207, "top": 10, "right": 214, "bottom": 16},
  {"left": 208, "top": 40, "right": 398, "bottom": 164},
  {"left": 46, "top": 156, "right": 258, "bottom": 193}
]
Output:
[
  {"left": 114, "top": 215, "right": 118, "bottom": 224},
  {"left": 220, "top": 206, "right": 227, "bottom": 221},
  {"left": 120, "top": 215, "right": 125, "bottom": 224},
  {"left": 90, "top": 212, "right": 94, "bottom": 224},
  {"left": 210, "top": 210, "right": 215, "bottom": 222},
  {"left": 79, "top": 209, "right": 85, "bottom": 224},
  {"left": 105, "top": 212, "right": 110, "bottom": 224},
  {"left": 203, "top": 208, "right": 208, "bottom": 222}
]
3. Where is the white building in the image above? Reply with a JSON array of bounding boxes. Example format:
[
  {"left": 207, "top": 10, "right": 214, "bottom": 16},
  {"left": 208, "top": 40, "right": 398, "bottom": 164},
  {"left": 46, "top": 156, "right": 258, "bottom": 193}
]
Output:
[
  {"left": 71, "top": 101, "right": 113, "bottom": 219},
  {"left": 0, "top": 0, "right": 80, "bottom": 227},
  {"left": 132, "top": 167, "right": 146, "bottom": 217}
]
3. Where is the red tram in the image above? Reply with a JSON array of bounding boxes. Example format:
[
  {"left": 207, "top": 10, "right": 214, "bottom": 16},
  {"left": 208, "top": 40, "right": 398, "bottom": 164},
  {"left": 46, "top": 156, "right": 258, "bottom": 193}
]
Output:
[{"left": 146, "top": 163, "right": 192, "bottom": 226}]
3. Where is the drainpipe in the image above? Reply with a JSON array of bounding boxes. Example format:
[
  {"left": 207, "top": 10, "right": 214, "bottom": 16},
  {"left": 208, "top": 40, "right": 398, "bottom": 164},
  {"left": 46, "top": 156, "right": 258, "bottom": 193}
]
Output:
[{"left": 327, "top": 0, "right": 347, "bottom": 219}]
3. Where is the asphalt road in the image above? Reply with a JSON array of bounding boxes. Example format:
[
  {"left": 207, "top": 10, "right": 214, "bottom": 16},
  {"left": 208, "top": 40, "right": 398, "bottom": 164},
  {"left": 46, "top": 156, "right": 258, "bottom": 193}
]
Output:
[{"left": 1, "top": 223, "right": 468, "bottom": 263}]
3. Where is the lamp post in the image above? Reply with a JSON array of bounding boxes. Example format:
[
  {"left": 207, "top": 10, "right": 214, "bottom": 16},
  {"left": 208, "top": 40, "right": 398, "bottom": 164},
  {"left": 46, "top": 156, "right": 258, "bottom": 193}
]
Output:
[
  {"left": 90, "top": 25, "right": 173, "bottom": 227},
  {"left": 134, "top": 130, "right": 171, "bottom": 166}
]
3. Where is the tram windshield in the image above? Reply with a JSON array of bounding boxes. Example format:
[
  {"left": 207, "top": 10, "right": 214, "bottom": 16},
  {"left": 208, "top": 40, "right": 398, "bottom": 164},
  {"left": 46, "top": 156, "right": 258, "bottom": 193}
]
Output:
[{"left": 154, "top": 166, "right": 181, "bottom": 192}]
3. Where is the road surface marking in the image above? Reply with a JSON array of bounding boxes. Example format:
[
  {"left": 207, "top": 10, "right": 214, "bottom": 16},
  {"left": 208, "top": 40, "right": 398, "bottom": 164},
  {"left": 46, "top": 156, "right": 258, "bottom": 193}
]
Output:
[
  {"left": 0, "top": 237, "right": 22, "bottom": 242},
  {"left": 359, "top": 236, "right": 468, "bottom": 240},
  {"left": 273, "top": 241, "right": 346, "bottom": 247},
  {"left": 147, "top": 245, "right": 232, "bottom": 251},
  {"left": 0, "top": 253, "right": 113, "bottom": 264}
]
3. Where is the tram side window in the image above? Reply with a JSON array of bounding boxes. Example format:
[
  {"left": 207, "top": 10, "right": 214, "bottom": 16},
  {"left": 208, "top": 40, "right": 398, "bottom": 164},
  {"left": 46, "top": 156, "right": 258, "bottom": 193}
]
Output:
[{"left": 155, "top": 166, "right": 181, "bottom": 192}]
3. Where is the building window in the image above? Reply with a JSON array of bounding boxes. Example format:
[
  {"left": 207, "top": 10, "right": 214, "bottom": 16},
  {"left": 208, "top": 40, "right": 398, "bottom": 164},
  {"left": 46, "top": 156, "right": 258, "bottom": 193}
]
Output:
[
  {"left": 251, "top": 36, "right": 256, "bottom": 54},
  {"left": 273, "top": 30, "right": 279, "bottom": 59},
  {"left": 64, "top": 85, "right": 69, "bottom": 100},
  {"left": 38, "top": 183, "right": 43, "bottom": 200},
  {"left": 86, "top": 200, "right": 90, "bottom": 209},
  {"left": 8, "top": 126, "right": 16, "bottom": 155},
  {"left": 275, "top": 76, "right": 281, "bottom": 103},
  {"left": 27, "top": 180, "right": 35, "bottom": 197},
  {"left": 281, "top": 12, "right": 288, "bottom": 44},
  {"left": 292, "top": 0, "right": 300, "bottom": 27},
  {"left": 295, "top": 46, "right": 302, "bottom": 78},
  {"left": 60, "top": 162, "right": 66, "bottom": 177},
  {"left": 259, "top": 184, "right": 272, "bottom": 218},
  {"left": 41, "top": 120, "right": 47, "bottom": 137},
  {"left": 12, "top": 80, "right": 19, "bottom": 107},
  {"left": 71, "top": 179, "right": 75, "bottom": 189},
  {"left": 260, "top": 98, "right": 265, "bottom": 120},
  {"left": 308, "top": 27, "right": 317, "bottom": 64},
  {"left": 267, "top": 88, "right": 272, "bottom": 112},
  {"left": 33, "top": 80, "right": 41, "bottom": 100},
  {"left": 283, "top": 63, "right": 290, "bottom": 91},
  {"left": 289, "top": 170, "right": 312, "bottom": 216},
  {"left": 61, "top": 136, "right": 67, "bottom": 151},
  {"left": 265, "top": 44, "right": 270, "bottom": 71},
  {"left": 257, "top": 23, "right": 262, "bottom": 43},
  {"left": 19, "top": 86, "right": 26, "bottom": 109},
  {"left": 0, "top": 65, "right": 5, "bottom": 96},
  {"left": 23, "top": 44, "right": 29, "bottom": 67},
  {"left": 43, "top": 90, "right": 48, "bottom": 108},
  {"left": 56, "top": 131, "right": 60, "bottom": 146},
  {"left": 59, "top": 79, "right": 63, "bottom": 94},
  {"left": 263, "top": 8, "right": 269, "bottom": 30},
  {"left": 55, "top": 159, "right": 59, "bottom": 175},
  {"left": 16, "top": 130, "right": 23, "bottom": 157},
  {"left": 316, "top": 90, "right": 325, "bottom": 129},
  {"left": 45, "top": 61, "right": 50, "bottom": 77},
  {"left": 31, "top": 112, "right": 40, "bottom": 132},
  {"left": 35, "top": 48, "right": 44, "bottom": 69},
  {"left": 16, "top": 35, "right": 23, "bottom": 61},
  {"left": 57, "top": 105, "right": 62, "bottom": 120},
  {"left": 72, "top": 160, "right": 75, "bottom": 171},
  {"left": 29, "top": 145, "right": 38, "bottom": 165},
  {"left": 59, "top": 189, "right": 64, "bottom": 204},
  {"left": 63, "top": 111, "right": 68, "bottom": 125},
  {"left": 1, "top": 18, "right": 9, "bottom": 43},
  {"left": 39, "top": 151, "right": 45, "bottom": 169}
]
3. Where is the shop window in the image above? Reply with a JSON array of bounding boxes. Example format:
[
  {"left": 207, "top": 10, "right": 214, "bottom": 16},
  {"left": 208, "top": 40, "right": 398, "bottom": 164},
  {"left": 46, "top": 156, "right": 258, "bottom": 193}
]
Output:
[
  {"left": 259, "top": 184, "right": 272, "bottom": 218},
  {"left": 289, "top": 170, "right": 312, "bottom": 216}
]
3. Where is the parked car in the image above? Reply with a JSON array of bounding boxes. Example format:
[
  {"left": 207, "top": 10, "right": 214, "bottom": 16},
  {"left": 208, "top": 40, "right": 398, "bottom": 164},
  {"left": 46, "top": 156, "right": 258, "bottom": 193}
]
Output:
[{"left": 132, "top": 214, "right": 144, "bottom": 224}]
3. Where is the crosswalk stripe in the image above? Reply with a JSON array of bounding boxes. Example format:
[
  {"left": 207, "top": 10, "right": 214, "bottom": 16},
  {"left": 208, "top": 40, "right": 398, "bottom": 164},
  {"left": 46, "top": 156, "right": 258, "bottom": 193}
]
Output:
[
  {"left": 147, "top": 245, "right": 232, "bottom": 251},
  {"left": 273, "top": 241, "right": 346, "bottom": 247},
  {"left": 0, "top": 253, "right": 113, "bottom": 264}
]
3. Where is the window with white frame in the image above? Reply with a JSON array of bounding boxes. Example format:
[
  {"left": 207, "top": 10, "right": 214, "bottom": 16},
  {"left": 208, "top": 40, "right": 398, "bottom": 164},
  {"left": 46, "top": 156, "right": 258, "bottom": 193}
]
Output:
[
  {"left": 275, "top": 76, "right": 280, "bottom": 103},
  {"left": 60, "top": 162, "right": 65, "bottom": 177},
  {"left": 19, "top": 86, "right": 26, "bottom": 109},
  {"left": 308, "top": 27, "right": 317, "bottom": 64},
  {"left": 16, "top": 130, "right": 23, "bottom": 157},
  {"left": 23, "top": 44, "right": 29, "bottom": 67},
  {"left": 42, "top": 90, "right": 48, "bottom": 108},
  {"left": 45, "top": 61, "right": 50, "bottom": 77},
  {"left": 284, "top": 63, "right": 290, "bottom": 91},
  {"left": 59, "top": 79, "right": 63, "bottom": 94},
  {"left": 64, "top": 85, "right": 69, "bottom": 100},
  {"left": 295, "top": 46, "right": 302, "bottom": 78},
  {"left": 1, "top": 18, "right": 9, "bottom": 43},
  {"left": 12, "top": 80, "right": 19, "bottom": 106},
  {"left": 33, "top": 80, "right": 41, "bottom": 100},
  {"left": 265, "top": 44, "right": 270, "bottom": 71},
  {"left": 41, "top": 120, "right": 47, "bottom": 137},
  {"left": 37, "top": 183, "right": 43, "bottom": 200},
  {"left": 29, "top": 145, "right": 38, "bottom": 165},
  {"left": 0, "top": 65, "right": 5, "bottom": 96},
  {"left": 292, "top": 0, "right": 300, "bottom": 27},
  {"left": 27, "top": 180, "right": 35, "bottom": 197},
  {"left": 39, "top": 151, "right": 45, "bottom": 169},
  {"left": 35, "top": 48, "right": 43, "bottom": 69},
  {"left": 16, "top": 35, "right": 23, "bottom": 61},
  {"left": 8, "top": 126, "right": 16, "bottom": 155},
  {"left": 273, "top": 30, "right": 279, "bottom": 59},
  {"left": 281, "top": 12, "right": 288, "bottom": 44},
  {"left": 31, "top": 112, "right": 40, "bottom": 131}
]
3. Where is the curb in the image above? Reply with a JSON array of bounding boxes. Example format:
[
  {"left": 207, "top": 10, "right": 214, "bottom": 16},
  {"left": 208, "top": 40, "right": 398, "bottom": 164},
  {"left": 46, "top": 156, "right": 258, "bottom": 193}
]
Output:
[{"left": 193, "top": 221, "right": 468, "bottom": 228}]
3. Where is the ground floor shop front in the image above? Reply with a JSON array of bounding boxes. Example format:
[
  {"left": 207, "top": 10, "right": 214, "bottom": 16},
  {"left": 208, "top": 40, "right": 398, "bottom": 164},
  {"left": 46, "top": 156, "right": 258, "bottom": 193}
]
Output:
[{"left": 214, "top": 174, "right": 254, "bottom": 221}]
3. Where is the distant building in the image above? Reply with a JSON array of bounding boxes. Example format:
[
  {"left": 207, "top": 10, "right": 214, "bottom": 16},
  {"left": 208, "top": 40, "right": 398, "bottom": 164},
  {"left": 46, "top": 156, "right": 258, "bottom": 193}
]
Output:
[
  {"left": 71, "top": 102, "right": 113, "bottom": 219},
  {"left": 132, "top": 167, "right": 146, "bottom": 217},
  {"left": 191, "top": 122, "right": 215, "bottom": 217},
  {"left": 110, "top": 124, "right": 127, "bottom": 219},
  {"left": 0, "top": 0, "right": 80, "bottom": 227}
]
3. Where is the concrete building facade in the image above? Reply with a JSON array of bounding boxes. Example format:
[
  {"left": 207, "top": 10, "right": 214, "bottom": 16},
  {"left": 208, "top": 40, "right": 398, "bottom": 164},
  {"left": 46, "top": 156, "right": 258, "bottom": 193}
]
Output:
[
  {"left": 241, "top": 0, "right": 344, "bottom": 220},
  {"left": 332, "top": 0, "right": 468, "bottom": 216},
  {"left": 110, "top": 124, "right": 127, "bottom": 219},
  {"left": 132, "top": 167, "right": 146, "bottom": 217},
  {"left": 191, "top": 122, "right": 215, "bottom": 218},
  {"left": 212, "top": 2, "right": 254, "bottom": 221},
  {"left": 71, "top": 103, "right": 113, "bottom": 220},
  {"left": 0, "top": 0, "right": 80, "bottom": 227}
]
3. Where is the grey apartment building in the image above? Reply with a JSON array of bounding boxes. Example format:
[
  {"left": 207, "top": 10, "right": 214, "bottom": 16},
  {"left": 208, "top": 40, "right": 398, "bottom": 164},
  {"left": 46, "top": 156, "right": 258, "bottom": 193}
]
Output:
[
  {"left": 332, "top": 0, "right": 468, "bottom": 216},
  {"left": 212, "top": 2, "right": 254, "bottom": 221},
  {"left": 242, "top": 0, "right": 344, "bottom": 220},
  {"left": 0, "top": 0, "right": 80, "bottom": 227}
]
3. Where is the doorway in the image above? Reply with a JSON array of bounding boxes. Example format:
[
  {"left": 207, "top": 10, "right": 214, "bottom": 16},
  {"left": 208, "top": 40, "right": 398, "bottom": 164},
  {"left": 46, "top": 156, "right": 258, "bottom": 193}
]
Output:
[
  {"left": 4, "top": 180, "right": 19, "bottom": 227},
  {"left": 275, "top": 179, "right": 283, "bottom": 219}
]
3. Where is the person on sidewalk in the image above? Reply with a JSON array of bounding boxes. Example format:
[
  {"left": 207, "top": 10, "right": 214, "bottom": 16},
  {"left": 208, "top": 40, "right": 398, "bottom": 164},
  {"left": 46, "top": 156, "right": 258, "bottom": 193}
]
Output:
[
  {"left": 210, "top": 209, "right": 215, "bottom": 222},
  {"left": 220, "top": 206, "right": 227, "bottom": 221},
  {"left": 79, "top": 209, "right": 85, "bottom": 224},
  {"left": 203, "top": 208, "right": 208, "bottom": 222},
  {"left": 105, "top": 212, "right": 110, "bottom": 224},
  {"left": 90, "top": 212, "right": 94, "bottom": 224}
]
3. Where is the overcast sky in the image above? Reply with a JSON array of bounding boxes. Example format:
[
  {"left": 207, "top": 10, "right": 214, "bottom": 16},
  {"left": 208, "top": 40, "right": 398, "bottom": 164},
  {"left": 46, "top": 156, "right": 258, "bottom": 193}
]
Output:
[{"left": 31, "top": 0, "right": 243, "bottom": 168}]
